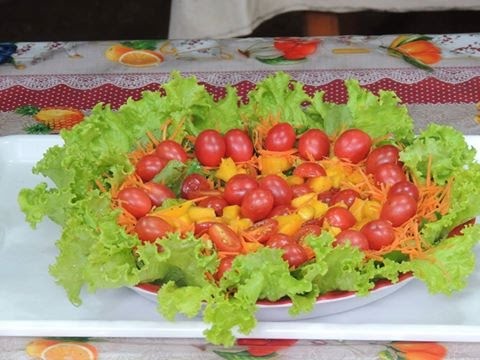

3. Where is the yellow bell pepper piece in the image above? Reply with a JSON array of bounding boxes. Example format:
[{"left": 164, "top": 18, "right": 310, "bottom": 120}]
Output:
[
  {"left": 286, "top": 175, "right": 304, "bottom": 186},
  {"left": 229, "top": 217, "right": 253, "bottom": 233},
  {"left": 308, "top": 176, "right": 333, "bottom": 193},
  {"left": 297, "top": 205, "right": 315, "bottom": 221},
  {"left": 188, "top": 206, "right": 216, "bottom": 222},
  {"left": 222, "top": 205, "right": 241, "bottom": 221},
  {"left": 276, "top": 214, "right": 303, "bottom": 236},
  {"left": 291, "top": 192, "right": 317, "bottom": 208},
  {"left": 153, "top": 200, "right": 193, "bottom": 218},
  {"left": 309, "top": 199, "right": 329, "bottom": 218},
  {"left": 216, "top": 157, "right": 245, "bottom": 182},
  {"left": 259, "top": 155, "right": 292, "bottom": 175}
]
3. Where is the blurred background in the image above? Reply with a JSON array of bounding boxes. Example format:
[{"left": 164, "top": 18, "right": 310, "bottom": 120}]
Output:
[{"left": 0, "top": 0, "right": 479, "bottom": 41}]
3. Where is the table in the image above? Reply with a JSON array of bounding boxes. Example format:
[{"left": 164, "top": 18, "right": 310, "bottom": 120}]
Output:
[{"left": 1, "top": 34, "right": 480, "bottom": 359}]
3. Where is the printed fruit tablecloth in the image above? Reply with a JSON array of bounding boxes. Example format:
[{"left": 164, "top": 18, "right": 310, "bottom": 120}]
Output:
[{"left": 1, "top": 34, "right": 480, "bottom": 359}]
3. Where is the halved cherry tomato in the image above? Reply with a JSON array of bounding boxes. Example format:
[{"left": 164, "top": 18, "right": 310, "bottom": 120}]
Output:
[
  {"left": 282, "top": 243, "right": 308, "bottom": 268},
  {"left": 155, "top": 140, "right": 188, "bottom": 163},
  {"left": 135, "top": 154, "right": 168, "bottom": 182},
  {"left": 258, "top": 174, "right": 293, "bottom": 206},
  {"left": 294, "top": 224, "right": 322, "bottom": 242},
  {"left": 241, "top": 188, "right": 274, "bottom": 222},
  {"left": 374, "top": 163, "right": 406, "bottom": 186},
  {"left": 214, "top": 256, "right": 234, "bottom": 281},
  {"left": 224, "top": 129, "right": 254, "bottom": 162},
  {"left": 317, "top": 188, "right": 339, "bottom": 205},
  {"left": 195, "top": 129, "right": 226, "bottom": 167},
  {"left": 194, "top": 220, "right": 218, "bottom": 236},
  {"left": 388, "top": 180, "right": 420, "bottom": 201},
  {"left": 380, "top": 194, "right": 417, "bottom": 227},
  {"left": 117, "top": 187, "right": 152, "bottom": 218},
  {"left": 298, "top": 129, "right": 330, "bottom": 160},
  {"left": 334, "top": 129, "right": 372, "bottom": 164},
  {"left": 448, "top": 218, "right": 476, "bottom": 237},
  {"left": 334, "top": 229, "right": 369, "bottom": 250},
  {"left": 198, "top": 196, "right": 228, "bottom": 216},
  {"left": 243, "top": 218, "right": 279, "bottom": 243},
  {"left": 264, "top": 122, "right": 296, "bottom": 151},
  {"left": 331, "top": 189, "right": 360, "bottom": 208},
  {"left": 223, "top": 174, "right": 258, "bottom": 205},
  {"left": 268, "top": 204, "right": 294, "bottom": 217},
  {"left": 293, "top": 162, "right": 326, "bottom": 178},
  {"left": 324, "top": 207, "right": 356, "bottom": 230},
  {"left": 180, "top": 173, "right": 211, "bottom": 199},
  {"left": 361, "top": 219, "right": 395, "bottom": 250},
  {"left": 135, "top": 216, "right": 173, "bottom": 243},
  {"left": 208, "top": 223, "right": 243, "bottom": 252},
  {"left": 366, "top": 145, "right": 400, "bottom": 174},
  {"left": 143, "top": 182, "right": 175, "bottom": 206}
]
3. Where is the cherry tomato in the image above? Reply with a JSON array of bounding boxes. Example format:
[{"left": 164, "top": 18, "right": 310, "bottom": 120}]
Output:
[
  {"left": 374, "top": 163, "right": 406, "bottom": 186},
  {"left": 223, "top": 174, "right": 258, "bottom": 205},
  {"left": 266, "top": 233, "right": 293, "bottom": 249},
  {"left": 333, "top": 129, "right": 372, "bottom": 164},
  {"left": 331, "top": 189, "right": 360, "bottom": 208},
  {"left": 155, "top": 140, "right": 188, "bottom": 163},
  {"left": 135, "top": 154, "right": 168, "bottom": 182},
  {"left": 195, "top": 129, "right": 226, "bottom": 167},
  {"left": 135, "top": 216, "right": 173, "bottom": 243},
  {"left": 298, "top": 129, "right": 330, "bottom": 160},
  {"left": 388, "top": 181, "right": 420, "bottom": 201},
  {"left": 214, "top": 256, "right": 234, "bottom": 281},
  {"left": 268, "top": 204, "right": 294, "bottom": 217},
  {"left": 448, "top": 218, "right": 476, "bottom": 237},
  {"left": 258, "top": 174, "right": 293, "bottom": 206},
  {"left": 324, "top": 207, "right": 356, "bottom": 230},
  {"left": 143, "top": 182, "right": 175, "bottom": 207},
  {"left": 291, "top": 184, "right": 312, "bottom": 198},
  {"left": 194, "top": 220, "right": 218, "bottom": 236},
  {"left": 294, "top": 224, "right": 322, "bottom": 242},
  {"left": 117, "top": 187, "right": 152, "bottom": 218},
  {"left": 361, "top": 220, "right": 395, "bottom": 250},
  {"left": 380, "top": 194, "right": 417, "bottom": 227},
  {"left": 293, "top": 162, "right": 326, "bottom": 178},
  {"left": 208, "top": 223, "right": 243, "bottom": 252},
  {"left": 241, "top": 188, "right": 275, "bottom": 222},
  {"left": 198, "top": 196, "right": 228, "bottom": 216},
  {"left": 365, "top": 145, "right": 400, "bottom": 174},
  {"left": 282, "top": 243, "right": 308, "bottom": 268},
  {"left": 264, "top": 122, "right": 296, "bottom": 151},
  {"left": 224, "top": 129, "right": 254, "bottom": 162},
  {"left": 317, "top": 188, "right": 339, "bottom": 205},
  {"left": 334, "top": 229, "right": 369, "bottom": 250},
  {"left": 243, "top": 218, "right": 279, "bottom": 243},
  {"left": 180, "top": 173, "right": 211, "bottom": 199}
]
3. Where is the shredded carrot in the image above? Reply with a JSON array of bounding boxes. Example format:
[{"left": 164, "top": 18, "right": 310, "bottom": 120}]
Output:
[
  {"left": 146, "top": 131, "right": 160, "bottom": 146},
  {"left": 95, "top": 179, "right": 107, "bottom": 193},
  {"left": 169, "top": 117, "right": 186, "bottom": 141}
]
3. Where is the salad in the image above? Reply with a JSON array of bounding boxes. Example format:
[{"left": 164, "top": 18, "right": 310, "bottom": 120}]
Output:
[{"left": 18, "top": 72, "right": 480, "bottom": 346}]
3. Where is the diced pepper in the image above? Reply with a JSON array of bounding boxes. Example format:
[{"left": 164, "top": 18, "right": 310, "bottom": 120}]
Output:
[
  {"left": 222, "top": 205, "right": 241, "bottom": 221},
  {"left": 259, "top": 155, "right": 292, "bottom": 175},
  {"left": 188, "top": 206, "right": 217, "bottom": 222},
  {"left": 297, "top": 205, "right": 315, "bottom": 221},
  {"left": 309, "top": 199, "right": 329, "bottom": 218},
  {"left": 216, "top": 158, "right": 245, "bottom": 182},
  {"left": 326, "top": 164, "right": 351, "bottom": 188},
  {"left": 308, "top": 176, "right": 333, "bottom": 193},
  {"left": 229, "top": 218, "right": 253, "bottom": 233},
  {"left": 286, "top": 175, "right": 304, "bottom": 186},
  {"left": 291, "top": 192, "right": 317, "bottom": 208},
  {"left": 153, "top": 200, "right": 193, "bottom": 218},
  {"left": 244, "top": 242, "right": 263, "bottom": 252},
  {"left": 276, "top": 214, "right": 303, "bottom": 236}
]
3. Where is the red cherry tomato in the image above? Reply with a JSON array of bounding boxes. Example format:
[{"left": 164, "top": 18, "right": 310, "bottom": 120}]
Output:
[
  {"left": 334, "top": 229, "right": 369, "bottom": 250},
  {"left": 330, "top": 189, "right": 360, "bottom": 208},
  {"left": 264, "top": 122, "right": 296, "bottom": 151},
  {"left": 241, "top": 188, "right": 275, "bottom": 222},
  {"left": 142, "top": 182, "right": 175, "bottom": 207},
  {"left": 180, "top": 173, "right": 211, "bottom": 199},
  {"left": 293, "top": 162, "right": 326, "bottom": 178},
  {"left": 298, "top": 129, "right": 330, "bottom": 160},
  {"left": 361, "top": 220, "right": 395, "bottom": 250},
  {"left": 282, "top": 243, "right": 308, "bottom": 268},
  {"left": 135, "top": 154, "right": 168, "bottom": 182},
  {"left": 388, "top": 181, "right": 420, "bottom": 201},
  {"left": 374, "top": 163, "right": 406, "bottom": 186},
  {"left": 324, "top": 207, "right": 356, "bottom": 230},
  {"left": 117, "top": 187, "right": 152, "bottom": 218},
  {"left": 333, "top": 129, "right": 372, "bottom": 164},
  {"left": 155, "top": 140, "right": 188, "bottom": 163},
  {"left": 266, "top": 233, "right": 293, "bottom": 249},
  {"left": 448, "top": 218, "right": 476, "bottom": 237},
  {"left": 208, "top": 223, "right": 243, "bottom": 252},
  {"left": 317, "top": 188, "right": 339, "bottom": 205},
  {"left": 195, "top": 129, "right": 226, "bottom": 167},
  {"left": 214, "top": 256, "right": 234, "bottom": 281},
  {"left": 268, "top": 204, "right": 294, "bottom": 217},
  {"left": 243, "top": 218, "right": 279, "bottom": 243},
  {"left": 380, "top": 194, "right": 417, "bottom": 227},
  {"left": 258, "top": 174, "right": 293, "bottom": 206},
  {"left": 366, "top": 145, "right": 400, "bottom": 174},
  {"left": 194, "top": 221, "right": 218, "bottom": 236},
  {"left": 223, "top": 174, "right": 258, "bottom": 205},
  {"left": 135, "top": 216, "right": 173, "bottom": 243},
  {"left": 198, "top": 196, "right": 228, "bottom": 216},
  {"left": 224, "top": 129, "right": 254, "bottom": 162},
  {"left": 294, "top": 224, "right": 322, "bottom": 242}
]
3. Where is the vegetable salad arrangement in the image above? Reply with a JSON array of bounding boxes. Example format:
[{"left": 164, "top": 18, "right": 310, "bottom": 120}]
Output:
[{"left": 19, "top": 72, "right": 480, "bottom": 345}]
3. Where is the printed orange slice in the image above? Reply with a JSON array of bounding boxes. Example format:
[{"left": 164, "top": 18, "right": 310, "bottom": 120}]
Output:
[
  {"left": 40, "top": 342, "right": 97, "bottom": 360},
  {"left": 34, "top": 107, "right": 84, "bottom": 131},
  {"left": 104, "top": 44, "right": 133, "bottom": 61},
  {"left": 26, "top": 339, "right": 60, "bottom": 357},
  {"left": 119, "top": 50, "right": 163, "bottom": 67}
]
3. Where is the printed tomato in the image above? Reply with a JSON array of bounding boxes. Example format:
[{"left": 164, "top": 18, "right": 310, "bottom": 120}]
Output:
[
  {"left": 298, "top": 129, "right": 330, "bottom": 160},
  {"left": 282, "top": 243, "right": 308, "bottom": 268},
  {"left": 366, "top": 145, "right": 400, "bottom": 174},
  {"left": 380, "top": 194, "right": 417, "bottom": 227},
  {"left": 208, "top": 223, "right": 243, "bottom": 252},
  {"left": 143, "top": 182, "right": 175, "bottom": 206},
  {"left": 374, "top": 163, "right": 406, "bottom": 186},
  {"left": 214, "top": 256, "right": 234, "bottom": 281},
  {"left": 334, "top": 229, "right": 369, "bottom": 250},
  {"left": 258, "top": 174, "right": 293, "bottom": 206},
  {"left": 180, "top": 173, "right": 212, "bottom": 199},
  {"left": 331, "top": 189, "right": 360, "bottom": 208},
  {"left": 135, "top": 216, "right": 173, "bottom": 243},
  {"left": 324, "top": 207, "right": 356, "bottom": 230},
  {"left": 241, "top": 188, "right": 275, "bottom": 222},
  {"left": 155, "top": 140, "right": 188, "bottom": 163},
  {"left": 224, "top": 129, "right": 254, "bottom": 162},
  {"left": 195, "top": 129, "right": 226, "bottom": 167},
  {"left": 361, "top": 219, "right": 395, "bottom": 250},
  {"left": 223, "top": 174, "right": 258, "bottom": 205},
  {"left": 264, "top": 122, "right": 296, "bottom": 151},
  {"left": 333, "top": 129, "right": 372, "bottom": 164},
  {"left": 293, "top": 162, "right": 326, "bottom": 178},
  {"left": 198, "top": 196, "right": 228, "bottom": 216},
  {"left": 243, "top": 218, "right": 279, "bottom": 243},
  {"left": 135, "top": 154, "right": 168, "bottom": 182},
  {"left": 388, "top": 180, "right": 420, "bottom": 201},
  {"left": 117, "top": 187, "right": 152, "bottom": 218}
]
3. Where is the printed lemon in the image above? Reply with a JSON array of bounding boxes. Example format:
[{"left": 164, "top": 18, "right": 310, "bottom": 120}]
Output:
[
  {"left": 40, "top": 342, "right": 97, "bottom": 360},
  {"left": 118, "top": 50, "right": 163, "bottom": 67},
  {"left": 104, "top": 44, "right": 133, "bottom": 61}
]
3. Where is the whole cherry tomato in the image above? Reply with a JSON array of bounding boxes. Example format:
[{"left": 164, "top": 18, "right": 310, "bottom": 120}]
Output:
[
  {"left": 259, "top": 174, "right": 293, "bottom": 206},
  {"left": 361, "top": 219, "right": 395, "bottom": 250},
  {"left": 293, "top": 162, "right": 326, "bottom": 178},
  {"left": 266, "top": 233, "right": 293, "bottom": 249},
  {"left": 117, "top": 187, "right": 152, "bottom": 218},
  {"left": 330, "top": 189, "right": 360, "bottom": 208},
  {"left": 282, "top": 243, "right": 308, "bottom": 268},
  {"left": 224, "top": 129, "right": 254, "bottom": 162},
  {"left": 198, "top": 196, "right": 228, "bottom": 216},
  {"left": 143, "top": 182, "right": 175, "bottom": 206},
  {"left": 264, "top": 123, "right": 296, "bottom": 151},
  {"left": 155, "top": 140, "right": 188, "bottom": 163},
  {"left": 135, "top": 154, "right": 168, "bottom": 182},
  {"left": 195, "top": 129, "right": 226, "bottom": 167},
  {"left": 268, "top": 204, "right": 294, "bottom": 217},
  {"left": 240, "top": 188, "right": 275, "bottom": 222},
  {"left": 291, "top": 184, "right": 313, "bottom": 198},
  {"left": 334, "top": 229, "right": 369, "bottom": 250},
  {"left": 374, "top": 163, "right": 406, "bottom": 186},
  {"left": 388, "top": 180, "right": 420, "bottom": 201},
  {"left": 223, "top": 174, "right": 258, "bottom": 205},
  {"left": 180, "top": 173, "right": 211, "bottom": 199},
  {"left": 380, "top": 194, "right": 417, "bottom": 227},
  {"left": 333, "top": 129, "right": 372, "bottom": 164},
  {"left": 324, "top": 207, "right": 356, "bottom": 230},
  {"left": 366, "top": 145, "right": 400, "bottom": 174},
  {"left": 208, "top": 223, "right": 243, "bottom": 252},
  {"left": 298, "top": 129, "right": 330, "bottom": 160},
  {"left": 135, "top": 216, "right": 173, "bottom": 243}
]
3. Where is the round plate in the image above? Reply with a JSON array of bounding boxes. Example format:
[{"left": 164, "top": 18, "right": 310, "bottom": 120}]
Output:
[{"left": 130, "top": 273, "right": 413, "bottom": 321}]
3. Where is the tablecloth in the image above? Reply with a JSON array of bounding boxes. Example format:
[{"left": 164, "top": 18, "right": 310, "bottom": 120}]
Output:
[{"left": 1, "top": 34, "right": 480, "bottom": 359}]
